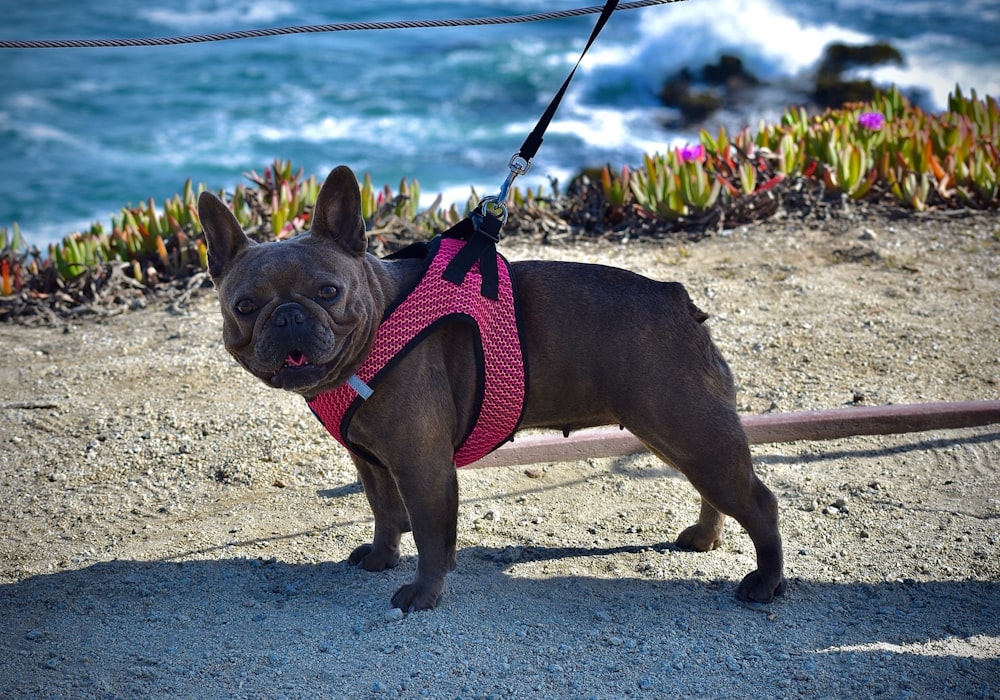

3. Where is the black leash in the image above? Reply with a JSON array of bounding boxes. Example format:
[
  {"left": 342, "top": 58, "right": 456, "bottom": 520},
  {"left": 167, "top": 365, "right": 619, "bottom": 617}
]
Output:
[
  {"left": 443, "top": 0, "right": 620, "bottom": 296},
  {"left": 514, "top": 0, "right": 620, "bottom": 185}
]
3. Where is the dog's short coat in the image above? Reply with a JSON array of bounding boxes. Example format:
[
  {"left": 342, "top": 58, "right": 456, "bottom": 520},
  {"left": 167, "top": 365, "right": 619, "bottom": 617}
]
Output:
[{"left": 198, "top": 165, "right": 786, "bottom": 611}]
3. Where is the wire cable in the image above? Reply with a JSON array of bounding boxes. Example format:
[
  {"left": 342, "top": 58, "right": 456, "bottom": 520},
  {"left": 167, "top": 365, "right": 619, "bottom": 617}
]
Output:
[{"left": 0, "top": 0, "right": 687, "bottom": 50}]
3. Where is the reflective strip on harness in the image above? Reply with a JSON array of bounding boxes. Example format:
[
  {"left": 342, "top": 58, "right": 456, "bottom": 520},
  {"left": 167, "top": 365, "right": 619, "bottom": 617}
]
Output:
[{"left": 307, "top": 235, "right": 525, "bottom": 467}]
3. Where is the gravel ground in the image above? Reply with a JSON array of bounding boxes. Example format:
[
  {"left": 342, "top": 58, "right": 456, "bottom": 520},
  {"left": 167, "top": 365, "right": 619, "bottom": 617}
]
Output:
[{"left": 1, "top": 209, "right": 998, "bottom": 698}]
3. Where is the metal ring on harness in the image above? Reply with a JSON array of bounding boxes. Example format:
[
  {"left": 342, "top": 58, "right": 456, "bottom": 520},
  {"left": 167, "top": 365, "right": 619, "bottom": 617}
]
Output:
[{"left": 474, "top": 196, "right": 508, "bottom": 240}]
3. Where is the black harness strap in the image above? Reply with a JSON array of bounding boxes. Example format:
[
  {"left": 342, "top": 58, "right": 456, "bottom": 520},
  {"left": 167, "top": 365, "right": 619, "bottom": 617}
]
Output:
[{"left": 442, "top": 217, "right": 501, "bottom": 299}]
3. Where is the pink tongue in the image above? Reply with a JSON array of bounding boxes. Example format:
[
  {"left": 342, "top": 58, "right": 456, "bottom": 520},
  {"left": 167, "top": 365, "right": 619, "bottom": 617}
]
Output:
[{"left": 286, "top": 352, "right": 308, "bottom": 367}]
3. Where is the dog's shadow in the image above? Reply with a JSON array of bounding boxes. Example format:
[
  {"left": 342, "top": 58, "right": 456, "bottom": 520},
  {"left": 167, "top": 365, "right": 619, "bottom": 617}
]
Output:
[{"left": 3, "top": 553, "right": 997, "bottom": 697}]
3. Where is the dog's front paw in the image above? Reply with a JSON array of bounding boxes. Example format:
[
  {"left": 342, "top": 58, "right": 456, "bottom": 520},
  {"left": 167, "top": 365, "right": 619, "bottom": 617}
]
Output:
[
  {"left": 348, "top": 543, "right": 400, "bottom": 571},
  {"left": 736, "top": 570, "right": 787, "bottom": 603},
  {"left": 391, "top": 579, "right": 445, "bottom": 612},
  {"left": 676, "top": 524, "right": 724, "bottom": 552}
]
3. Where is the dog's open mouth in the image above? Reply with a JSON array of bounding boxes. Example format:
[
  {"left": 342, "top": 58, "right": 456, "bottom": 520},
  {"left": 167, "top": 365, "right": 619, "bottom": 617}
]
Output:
[
  {"left": 283, "top": 350, "right": 312, "bottom": 369},
  {"left": 269, "top": 350, "right": 329, "bottom": 392}
]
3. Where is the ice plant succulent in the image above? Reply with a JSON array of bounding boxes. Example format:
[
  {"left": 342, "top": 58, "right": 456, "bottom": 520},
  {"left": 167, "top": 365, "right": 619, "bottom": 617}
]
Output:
[
  {"left": 629, "top": 149, "right": 720, "bottom": 219},
  {"left": 1, "top": 85, "right": 997, "bottom": 321},
  {"left": 1, "top": 260, "right": 11, "bottom": 296},
  {"left": 600, "top": 164, "right": 632, "bottom": 208}
]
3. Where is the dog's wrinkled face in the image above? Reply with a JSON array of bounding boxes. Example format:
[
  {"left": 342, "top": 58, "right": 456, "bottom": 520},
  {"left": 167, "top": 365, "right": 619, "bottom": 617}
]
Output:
[{"left": 198, "top": 166, "right": 377, "bottom": 398}]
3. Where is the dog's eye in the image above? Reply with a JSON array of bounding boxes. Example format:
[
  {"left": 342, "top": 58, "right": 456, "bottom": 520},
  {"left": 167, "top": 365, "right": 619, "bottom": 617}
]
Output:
[
  {"left": 318, "top": 285, "right": 339, "bottom": 300},
  {"left": 235, "top": 299, "right": 258, "bottom": 315}
]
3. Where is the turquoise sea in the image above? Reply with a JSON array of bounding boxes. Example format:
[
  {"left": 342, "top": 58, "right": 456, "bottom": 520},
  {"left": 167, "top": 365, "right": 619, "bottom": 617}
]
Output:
[{"left": 2, "top": 0, "right": 998, "bottom": 247}]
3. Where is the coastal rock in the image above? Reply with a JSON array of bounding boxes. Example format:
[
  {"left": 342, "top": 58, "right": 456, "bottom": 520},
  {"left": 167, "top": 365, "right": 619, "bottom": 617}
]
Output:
[
  {"left": 813, "top": 41, "right": 904, "bottom": 108},
  {"left": 658, "top": 54, "right": 758, "bottom": 125},
  {"left": 656, "top": 41, "right": 908, "bottom": 128}
]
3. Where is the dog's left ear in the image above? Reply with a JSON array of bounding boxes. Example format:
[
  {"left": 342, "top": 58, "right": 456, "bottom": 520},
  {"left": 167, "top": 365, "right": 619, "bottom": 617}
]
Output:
[{"left": 310, "top": 165, "right": 367, "bottom": 256}]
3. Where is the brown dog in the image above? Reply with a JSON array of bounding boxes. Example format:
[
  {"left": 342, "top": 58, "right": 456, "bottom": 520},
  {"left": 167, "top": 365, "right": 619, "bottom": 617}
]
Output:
[{"left": 197, "top": 165, "right": 786, "bottom": 611}]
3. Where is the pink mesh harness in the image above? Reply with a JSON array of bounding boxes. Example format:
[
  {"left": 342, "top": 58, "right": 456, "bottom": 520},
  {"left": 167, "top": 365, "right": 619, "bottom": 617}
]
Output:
[{"left": 307, "top": 235, "right": 526, "bottom": 467}]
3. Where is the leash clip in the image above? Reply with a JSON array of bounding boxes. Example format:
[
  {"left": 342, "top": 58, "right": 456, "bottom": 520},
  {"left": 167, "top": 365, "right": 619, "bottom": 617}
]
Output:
[
  {"left": 507, "top": 153, "right": 531, "bottom": 179},
  {"left": 476, "top": 153, "right": 528, "bottom": 243},
  {"left": 496, "top": 154, "right": 531, "bottom": 206}
]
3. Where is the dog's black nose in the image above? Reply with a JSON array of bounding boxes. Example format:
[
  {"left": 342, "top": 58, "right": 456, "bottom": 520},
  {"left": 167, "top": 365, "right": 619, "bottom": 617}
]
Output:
[{"left": 273, "top": 303, "right": 307, "bottom": 328}]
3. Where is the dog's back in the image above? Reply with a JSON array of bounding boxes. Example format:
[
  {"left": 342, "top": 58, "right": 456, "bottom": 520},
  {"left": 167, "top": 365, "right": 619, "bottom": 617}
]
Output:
[{"left": 511, "top": 260, "right": 736, "bottom": 431}]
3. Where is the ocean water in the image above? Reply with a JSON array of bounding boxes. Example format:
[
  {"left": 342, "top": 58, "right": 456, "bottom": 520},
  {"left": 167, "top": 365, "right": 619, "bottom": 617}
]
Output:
[{"left": 2, "top": 0, "right": 998, "bottom": 247}]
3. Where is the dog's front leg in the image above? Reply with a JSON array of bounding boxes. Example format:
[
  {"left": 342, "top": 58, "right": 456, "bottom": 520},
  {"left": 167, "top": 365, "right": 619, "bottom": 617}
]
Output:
[
  {"left": 349, "top": 455, "right": 411, "bottom": 571},
  {"left": 348, "top": 446, "right": 459, "bottom": 611},
  {"left": 346, "top": 339, "right": 469, "bottom": 611},
  {"left": 386, "top": 455, "right": 459, "bottom": 612}
]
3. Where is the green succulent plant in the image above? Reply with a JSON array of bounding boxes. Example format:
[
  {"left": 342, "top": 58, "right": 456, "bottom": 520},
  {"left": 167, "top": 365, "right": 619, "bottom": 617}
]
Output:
[{"left": 1, "top": 85, "right": 996, "bottom": 320}]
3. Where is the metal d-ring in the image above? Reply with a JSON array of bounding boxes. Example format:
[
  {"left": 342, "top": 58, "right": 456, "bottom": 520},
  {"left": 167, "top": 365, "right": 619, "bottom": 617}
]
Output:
[{"left": 476, "top": 195, "right": 508, "bottom": 227}]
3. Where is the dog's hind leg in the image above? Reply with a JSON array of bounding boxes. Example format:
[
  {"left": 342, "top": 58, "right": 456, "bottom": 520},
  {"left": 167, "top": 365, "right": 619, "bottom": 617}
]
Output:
[
  {"left": 686, "top": 452, "right": 786, "bottom": 604},
  {"left": 628, "top": 403, "right": 786, "bottom": 603},
  {"left": 650, "top": 432, "right": 785, "bottom": 602},
  {"left": 676, "top": 498, "right": 727, "bottom": 552},
  {"left": 348, "top": 455, "right": 411, "bottom": 572}
]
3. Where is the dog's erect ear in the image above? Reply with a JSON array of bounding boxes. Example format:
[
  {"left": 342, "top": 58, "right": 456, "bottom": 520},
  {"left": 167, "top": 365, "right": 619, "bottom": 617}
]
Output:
[
  {"left": 198, "top": 191, "right": 254, "bottom": 280},
  {"left": 310, "top": 165, "right": 367, "bottom": 256}
]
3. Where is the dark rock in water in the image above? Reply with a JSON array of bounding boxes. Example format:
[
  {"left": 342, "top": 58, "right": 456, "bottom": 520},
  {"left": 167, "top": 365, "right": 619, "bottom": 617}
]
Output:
[
  {"left": 813, "top": 41, "right": 904, "bottom": 108},
  {"left": 703, "top": 54, "right": 760, "bottom": 89},
  {"left": 814, "top": 77, "right": 881, "bottom": 108},
  {"left": 659, "top": 70, "right": 693, "bottom": 109},
  {"left": 818, "top": 42, "right": 904, "bottom": 79},
  {"left": 659, "top": 83, "right": 722, "bottom": 124},
  {"left": 674, "top": 91, "right": 723, "bottom": 123},
  {"left": 658, "top": 54, "right": 758, "bottom": 125}
]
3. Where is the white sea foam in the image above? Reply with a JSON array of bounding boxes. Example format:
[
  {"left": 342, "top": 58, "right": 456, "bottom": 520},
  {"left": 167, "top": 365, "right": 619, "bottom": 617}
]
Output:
[
  {"left": 860, "top": 36, "right": 1000, "bottom": 110},
  {"left": 6, "top": 93, "right": 53, "bottom": 111},
  {"left": 255, "top": 114, "right": 441, "bottom": 159},
  {"left": 139, "top": 0, "right": 296, "bottom": 30},
  {"left": 13, "top": 121, "right": 83, "bottom": 147},
  {"left": 593, "top": 0, "right": 870, "bottom": 85}
]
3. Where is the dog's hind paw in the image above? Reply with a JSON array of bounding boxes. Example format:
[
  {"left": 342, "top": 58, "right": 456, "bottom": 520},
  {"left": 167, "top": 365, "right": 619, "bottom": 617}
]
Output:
[{"left": 736, "top": 570, "right": 787, "bottom": 603}]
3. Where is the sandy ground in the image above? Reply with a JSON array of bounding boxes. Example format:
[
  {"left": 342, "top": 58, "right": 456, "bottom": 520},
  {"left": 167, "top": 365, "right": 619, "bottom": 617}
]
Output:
[{"left": 1, "top": 208, "right": 999, "bottom": 698}]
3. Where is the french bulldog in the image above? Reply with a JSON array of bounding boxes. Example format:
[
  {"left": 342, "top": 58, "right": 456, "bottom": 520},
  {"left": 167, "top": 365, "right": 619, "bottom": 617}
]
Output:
[{"left": 197, "top": 165, "right": 786, "bottom": 611}]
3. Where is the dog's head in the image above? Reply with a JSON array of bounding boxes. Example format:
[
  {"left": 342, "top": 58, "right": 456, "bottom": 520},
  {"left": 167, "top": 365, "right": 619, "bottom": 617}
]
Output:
[{"left": 198, "top": 165, "right": 380, "bottom": 398}]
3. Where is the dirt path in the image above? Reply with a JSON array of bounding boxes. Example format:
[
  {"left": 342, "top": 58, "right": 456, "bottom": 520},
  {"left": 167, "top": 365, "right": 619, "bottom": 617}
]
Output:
[{"left": 2, "top": 209, "right": 998, "bottom": 698}]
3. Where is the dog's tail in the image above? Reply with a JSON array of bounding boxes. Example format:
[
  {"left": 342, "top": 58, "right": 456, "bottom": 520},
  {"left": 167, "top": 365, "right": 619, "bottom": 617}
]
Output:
[
  {"left": 673, "top": 283, "right": 737, "bottom": 403},
  {"left": 688, "top": 298, "right": 709, "bottom": 324}
]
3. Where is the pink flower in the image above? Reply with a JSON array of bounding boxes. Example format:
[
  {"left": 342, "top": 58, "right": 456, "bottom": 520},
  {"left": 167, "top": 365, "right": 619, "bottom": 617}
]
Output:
[
  {"left": 858, "top": 112, "right": 885, "bottom": 130},
  {"left": 676, "top": 143, "right": 705, "bottom": 163}
]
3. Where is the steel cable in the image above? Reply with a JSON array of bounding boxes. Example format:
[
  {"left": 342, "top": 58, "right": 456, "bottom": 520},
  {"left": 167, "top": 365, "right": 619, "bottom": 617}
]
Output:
[{"left": 0, "top": 0, "right": 687, "bottom": 50}]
